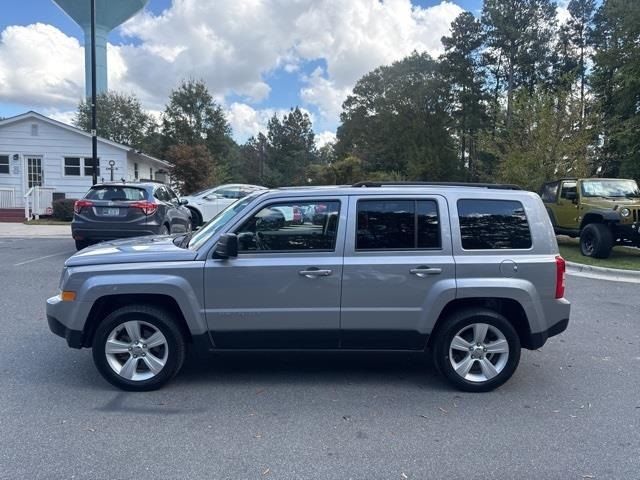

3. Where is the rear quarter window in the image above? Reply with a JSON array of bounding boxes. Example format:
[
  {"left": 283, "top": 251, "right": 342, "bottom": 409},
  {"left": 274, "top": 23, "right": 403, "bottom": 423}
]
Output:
[
  {"left": 457, "top": 199, "right": 532, "bottom": 250},
  {"left": 540, "top": 183, "right": 559, "bottom": 202}
]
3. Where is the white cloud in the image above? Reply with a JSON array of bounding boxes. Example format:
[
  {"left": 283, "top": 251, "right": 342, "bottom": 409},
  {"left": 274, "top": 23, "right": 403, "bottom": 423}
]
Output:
[
  {"left": 0, "top": 1, "right": 464, "bottom": 138},
  {"left": 0, "top": 23, "right": 84, "bottom": 108},
  {"left": 315, "top": 131, "right": 337, "bottom": 148}
]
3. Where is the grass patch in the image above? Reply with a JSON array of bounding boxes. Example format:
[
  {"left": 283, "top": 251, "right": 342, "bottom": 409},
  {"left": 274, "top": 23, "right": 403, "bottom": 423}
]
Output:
[
  {"left": 24, "top": 218, "right": 71, "bottom": 225},
  {"left": 558, "top": 236, "right": 640, "bottom": 271}
]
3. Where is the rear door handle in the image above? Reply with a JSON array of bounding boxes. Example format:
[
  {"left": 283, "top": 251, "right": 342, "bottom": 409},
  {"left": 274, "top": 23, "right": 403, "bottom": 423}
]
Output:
[
  {"left": 410, "top": 266, "right": 442, "bottom": 277},
  {"left": 299, "top": 268, "right": 333, "bottom": 278}
]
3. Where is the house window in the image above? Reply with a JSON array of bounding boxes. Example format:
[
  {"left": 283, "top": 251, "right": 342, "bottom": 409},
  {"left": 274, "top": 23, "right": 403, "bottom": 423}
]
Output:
[
  {"left": 134, "top": 163, "right": 139, "bottom": 180},
  {"left": 0, "top": 155, "right": 9, "bottom": 174},
  {"left": 31, "top": 124, "right": 38, "bottom": 136},
  {"left": 64, "top": 157, "right": 100, "bottom": 176},
  {"left": 64, "top": 157, "right": 81, "bottom": 176}
]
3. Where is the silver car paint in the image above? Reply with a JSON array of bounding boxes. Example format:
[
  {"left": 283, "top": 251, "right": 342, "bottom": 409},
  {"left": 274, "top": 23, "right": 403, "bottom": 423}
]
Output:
[{"left": 48, "top": 185, "right": 570, "bottom": 346}]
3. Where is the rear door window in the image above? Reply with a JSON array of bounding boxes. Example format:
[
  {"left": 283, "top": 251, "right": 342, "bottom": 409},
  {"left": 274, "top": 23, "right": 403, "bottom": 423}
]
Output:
[
  {"left": 457, "top": 199, "right": 532, "bottom": 250},
  {"left": 356, "top": 199, "right": 441, "bottom": 250},
  {"left": 85, "top": 186, "right": 147, "bottom": 201}
]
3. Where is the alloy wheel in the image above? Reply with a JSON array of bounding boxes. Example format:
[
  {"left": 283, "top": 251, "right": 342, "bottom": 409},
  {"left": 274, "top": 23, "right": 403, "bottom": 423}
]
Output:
[
  {"left": 104, "top": 320, "right": 169, "bottom": 381},
  {"left": 448, "top": 323, "right": 509, "bottom": 383}
]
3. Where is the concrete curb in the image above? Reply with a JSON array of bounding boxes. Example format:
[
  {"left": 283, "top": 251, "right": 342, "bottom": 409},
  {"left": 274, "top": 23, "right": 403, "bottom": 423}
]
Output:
[{"left": 566, "top": 261, "right": 640, "bottom": 283}]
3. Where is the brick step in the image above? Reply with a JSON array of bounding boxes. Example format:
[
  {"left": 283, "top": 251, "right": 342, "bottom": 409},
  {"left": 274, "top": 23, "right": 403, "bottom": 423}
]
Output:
[{"left": 0, "top": 210, "right": 24, "bottom": 218}]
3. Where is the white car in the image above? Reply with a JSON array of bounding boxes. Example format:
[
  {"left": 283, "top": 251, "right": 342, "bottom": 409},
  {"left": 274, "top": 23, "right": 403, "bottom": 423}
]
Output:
[{"left": 182, "top": 184, "right": 266, "bottom": 226}]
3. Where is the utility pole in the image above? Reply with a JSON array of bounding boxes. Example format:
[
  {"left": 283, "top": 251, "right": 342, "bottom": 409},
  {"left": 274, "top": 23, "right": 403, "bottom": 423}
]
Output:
[{"left": 90, "top": 0, "right": 98, "bottom": 185}]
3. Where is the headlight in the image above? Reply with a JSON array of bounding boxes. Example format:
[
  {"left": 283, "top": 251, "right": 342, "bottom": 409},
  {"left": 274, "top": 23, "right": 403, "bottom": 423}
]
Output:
[{"left": 620, "top": 207, "right": 631, "bottom": 218}]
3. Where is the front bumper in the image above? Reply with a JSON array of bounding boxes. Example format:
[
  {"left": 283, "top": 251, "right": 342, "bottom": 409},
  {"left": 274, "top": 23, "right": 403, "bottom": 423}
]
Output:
[
  {"left": 615, "top": 224, "right": 640, "bottom": 244},
  {"left": 46, "top": 295, "right": 84, "bottom": 349}
]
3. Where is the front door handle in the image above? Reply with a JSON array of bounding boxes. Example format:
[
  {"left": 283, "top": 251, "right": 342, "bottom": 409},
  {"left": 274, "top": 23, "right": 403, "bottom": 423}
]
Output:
[
  {"left": 299, "top": 268, "right": 332, "bottom": 278},
  {"left": 410, "top": 266, "right": 442, "bottom": 277}
]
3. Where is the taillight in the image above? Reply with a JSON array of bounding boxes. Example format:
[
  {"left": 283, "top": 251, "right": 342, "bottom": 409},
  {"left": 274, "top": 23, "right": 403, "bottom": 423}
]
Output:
[
  {"left": 131, "top": 201, "right": 158, "bottom": 215},
  {"left": 74, "top": 200, "right": 94, "bottom": 214},
  {"left": 555, "top": 255, "right": 566, "bottom": 299}
]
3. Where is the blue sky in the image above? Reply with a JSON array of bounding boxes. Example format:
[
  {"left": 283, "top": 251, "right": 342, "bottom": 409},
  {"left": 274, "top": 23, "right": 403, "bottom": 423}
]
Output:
[{"left": 0, "top": 0, "right": 483, "bottom": 143}]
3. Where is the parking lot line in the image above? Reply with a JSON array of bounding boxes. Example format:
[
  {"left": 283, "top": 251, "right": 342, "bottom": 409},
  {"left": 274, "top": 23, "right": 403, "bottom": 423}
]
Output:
[{"left": 13, "top": 250, "right": 74, "bottom": 266}]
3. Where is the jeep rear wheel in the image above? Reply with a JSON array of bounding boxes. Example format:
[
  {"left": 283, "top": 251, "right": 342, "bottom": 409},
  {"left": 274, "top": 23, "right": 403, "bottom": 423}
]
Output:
[
  {"left": 432, "top": 309, "right": 521, "bottom": 392},
  {"left": 92, "top": 305, "right": 186, "bottom": 391},
  {"left": 580, "top": 223, "right": 613, "bottom": 259}
]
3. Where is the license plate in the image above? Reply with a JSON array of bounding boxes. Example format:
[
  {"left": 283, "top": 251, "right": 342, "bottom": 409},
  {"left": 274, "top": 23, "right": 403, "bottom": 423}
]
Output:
[{"left": 102, "top": 207, "right": 120, "bottom": 216}]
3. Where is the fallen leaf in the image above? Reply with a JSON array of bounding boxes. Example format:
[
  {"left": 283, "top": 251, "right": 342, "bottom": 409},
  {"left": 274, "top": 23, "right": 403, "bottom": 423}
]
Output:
[
  {"left": 581, "top": 475, "right": 594, "bottom": 479},
  {"left": 438, "top": 407, "right": 448, "bottom": 414},
  {"left": 343, "top": 415, "right": 351, "bottom": 421},
  {"left": 262, "top": 468, "right": 270, "bottom": 475},
  {"left": 418, "top": 415, "right": 428, "bottom": 419},
  {"left": 86, "top": 428, "right": 96, "bottom": 432},
  {"left": 401, "top": 473, "right": 408, "bottom": 479}
]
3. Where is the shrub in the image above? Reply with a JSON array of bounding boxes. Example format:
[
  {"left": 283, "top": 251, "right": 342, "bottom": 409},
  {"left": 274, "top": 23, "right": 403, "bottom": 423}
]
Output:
[{"left": 52, "top": 198, "right": 77, "bottom": 221}]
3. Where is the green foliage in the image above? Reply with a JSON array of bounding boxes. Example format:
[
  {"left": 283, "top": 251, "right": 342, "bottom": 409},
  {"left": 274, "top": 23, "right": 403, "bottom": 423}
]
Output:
[
  {"left": 336, "top": 52, "right": 459, "bottom": 182},
  {"left": 263, "top": 107, "right": 317, "bottom": 186},
  {"left": 590, "top": 0, "right": 640, "bottom": 180},
  {"left": 74, "top": 91, "right": 155, "bottom": 149},
  {"left": 441, "top": 12, "right": 486, "bottom": 179},
  {"left": 166, "top": 144, "right": 227, "bottom": 195},
  {"left": 52, "top": 198, "right": 76, "bottom": 221},
  {"left": 481, "top": 89, "right": 594, "bottom": 191},
  {"left": 161, "top": 79, "right": 234, "bottom": 160}
]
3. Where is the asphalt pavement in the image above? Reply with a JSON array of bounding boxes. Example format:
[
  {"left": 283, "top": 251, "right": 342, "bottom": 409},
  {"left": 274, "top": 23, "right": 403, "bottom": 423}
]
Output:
[{"left": 0, "top": 237, "right": 638, "bottom": 479}]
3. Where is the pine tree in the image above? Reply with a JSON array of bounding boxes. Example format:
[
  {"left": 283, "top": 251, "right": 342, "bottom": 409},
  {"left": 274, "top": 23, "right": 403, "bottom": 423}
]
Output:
[{"left": 441, "top": 12, "right": 486, "bottom": 179}]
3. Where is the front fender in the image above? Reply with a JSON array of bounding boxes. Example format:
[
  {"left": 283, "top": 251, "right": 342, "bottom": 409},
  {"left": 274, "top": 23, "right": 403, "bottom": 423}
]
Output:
[{"left": 63, "top": 262, "right": 207, "bottom": 335}]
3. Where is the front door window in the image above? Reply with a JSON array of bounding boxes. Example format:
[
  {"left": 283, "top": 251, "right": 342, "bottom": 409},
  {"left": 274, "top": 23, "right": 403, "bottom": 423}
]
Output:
[{"left": 27, "top": 157, "right": 42, "bottom": 188}]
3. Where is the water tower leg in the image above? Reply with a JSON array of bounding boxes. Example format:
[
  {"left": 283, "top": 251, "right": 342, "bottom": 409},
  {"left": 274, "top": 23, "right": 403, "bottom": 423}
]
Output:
[{"left": 83, "top": 24, "right": 109, "bottom": 97}]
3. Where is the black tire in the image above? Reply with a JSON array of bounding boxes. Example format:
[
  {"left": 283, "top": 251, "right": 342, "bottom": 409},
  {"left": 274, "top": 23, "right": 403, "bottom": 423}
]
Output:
[
  {"left": 75, "top": 239, "right": 91, "bottom": 251},
  {"left": 432, "top": 308, "right": 521, "bottom": 393},
  {"left": 580, "top": 223, "right": 613, "bottom": 258},
  {"left": 188, "top": 208, "right": 203, "bottom": 228},
  {"left": 92, "top": 305, "right": 186, "bottom": 391}
]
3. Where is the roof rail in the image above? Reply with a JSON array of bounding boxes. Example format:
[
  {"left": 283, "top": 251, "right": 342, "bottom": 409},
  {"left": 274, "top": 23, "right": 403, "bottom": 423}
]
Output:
[{"left": 351, "top": 181, "right": 522, "bottom": 190}]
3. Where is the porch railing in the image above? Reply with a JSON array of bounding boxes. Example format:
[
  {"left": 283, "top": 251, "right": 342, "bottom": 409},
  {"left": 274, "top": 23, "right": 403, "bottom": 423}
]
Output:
[
  {"left": 24, "top": 186, "right": 56, "bottom": 220},
  {"left": 0, "top": 188, "right": 15, "bottom": 209}
]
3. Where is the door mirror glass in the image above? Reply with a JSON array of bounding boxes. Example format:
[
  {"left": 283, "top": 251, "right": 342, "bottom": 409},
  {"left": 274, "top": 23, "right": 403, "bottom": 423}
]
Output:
[
  {"left": 213, "top": 233, "right": 238, "bottom": 259},
  {"left": 565, "top": 191, "right": 577, "bottom": 201},
  {"left": 179, "top": 198, "right": 189, "bottom": 206}
]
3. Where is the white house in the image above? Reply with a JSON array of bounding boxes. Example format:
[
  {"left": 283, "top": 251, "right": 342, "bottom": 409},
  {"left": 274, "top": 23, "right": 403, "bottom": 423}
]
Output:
[{"left": 0, "top": 111, "right": 171, "bottom": 212}]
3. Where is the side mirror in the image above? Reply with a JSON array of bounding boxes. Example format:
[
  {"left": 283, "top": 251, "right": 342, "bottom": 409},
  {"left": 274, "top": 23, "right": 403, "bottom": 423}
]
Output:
[
  {"left": 179, "top": 198, "right": 189, "bottom": 206},
  {"left": 213, "top": 233, "right": 238, "bottom": 259},
  {"left": 565, "top": 191, "right": 577, "bottom": 202}
]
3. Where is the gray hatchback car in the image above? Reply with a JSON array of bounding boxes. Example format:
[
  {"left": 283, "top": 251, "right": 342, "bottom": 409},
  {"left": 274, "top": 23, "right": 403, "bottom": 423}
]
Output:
[
  {"left": 72, "top": 182, "right": 192, "bottom": 250},
  {"left": 48, "top": 182, "right": 570, "bottom": 392}
]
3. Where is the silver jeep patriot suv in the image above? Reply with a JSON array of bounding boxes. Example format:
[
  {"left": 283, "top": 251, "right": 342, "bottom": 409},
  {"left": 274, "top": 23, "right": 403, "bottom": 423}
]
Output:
[{"left": 47, "top": 182, "right": 571, "bottom": 392}]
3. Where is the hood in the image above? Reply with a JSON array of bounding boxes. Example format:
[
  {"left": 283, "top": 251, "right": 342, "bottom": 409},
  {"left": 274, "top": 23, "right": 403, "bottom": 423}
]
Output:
[
  {"left": 582, "top": 197, "right": 640, "bottom": 209},
  {"left": 65, "top": 235, "right": 198, "bottom": 267}
]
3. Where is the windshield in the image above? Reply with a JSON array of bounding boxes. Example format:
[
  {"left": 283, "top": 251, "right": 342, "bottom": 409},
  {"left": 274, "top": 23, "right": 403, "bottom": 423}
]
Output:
[
  {"left": 581, "top": 180, "right": 640, "bottom": 198},
  {"left": 188, "top": 193, "right": 261, "bottom": 250},
  {"left": 189, "top": 187, "right": 217, "bottom": 198}
]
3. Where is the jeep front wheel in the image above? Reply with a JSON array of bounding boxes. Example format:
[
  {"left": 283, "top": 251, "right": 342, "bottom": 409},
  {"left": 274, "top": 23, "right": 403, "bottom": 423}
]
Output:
[
  {"left": 580, "top": 223, "right": 613, "bottom": 259},
  {"left": 92, "top": 305, "right": 186, "bottom": 391}
]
